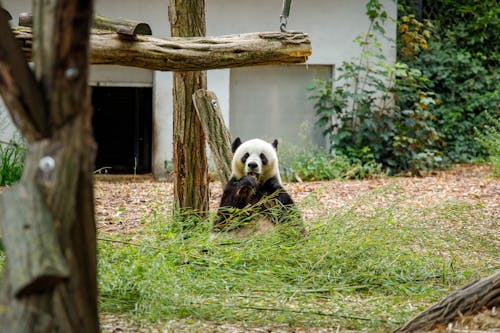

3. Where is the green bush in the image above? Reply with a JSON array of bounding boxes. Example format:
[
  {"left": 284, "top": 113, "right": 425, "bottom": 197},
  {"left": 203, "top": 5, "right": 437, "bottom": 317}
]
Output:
[
  {"left": 0, "top": 138, "right": 26, "bottom": 186},
  {"left": 309, "top": 1, "right": 443, "bottom": 175},
  {"left": 279, "top": 143, "right": 382, "bottom": 182},
  {"left": 310, "top": 0, "right": 498, "bottom": 173},
  {"left": 411, "top": 39, "right": 499, "bottom": 162},
  {"left": 398, "top": 0, "right": 499, "bottom": 163},
  {"left": 475, "top": 112, "right": 500, "bottom": 177}
]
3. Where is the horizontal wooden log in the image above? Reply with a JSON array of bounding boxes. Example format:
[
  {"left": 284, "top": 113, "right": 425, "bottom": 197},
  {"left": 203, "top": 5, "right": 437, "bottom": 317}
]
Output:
[
  {"left": 394, "top": 271, "right": 500, "bottom": 333},
  {"left": 13, "top": 27, "right": 311, "bottom": 71},
  {"left": 19, "top": 13, "right": 152, "bottom": 36},
  {"left": 0, "top": 181, "right": 69, "bottom": 297},
  {"left": 192, "top": 89, "right": 233, "bottom": 185}
]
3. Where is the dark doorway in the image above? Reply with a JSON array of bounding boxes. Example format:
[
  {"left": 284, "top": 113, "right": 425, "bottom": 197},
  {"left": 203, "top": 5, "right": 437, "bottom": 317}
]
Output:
[{"left": 91, "top": 86, "right": 152, "bottom": 174}]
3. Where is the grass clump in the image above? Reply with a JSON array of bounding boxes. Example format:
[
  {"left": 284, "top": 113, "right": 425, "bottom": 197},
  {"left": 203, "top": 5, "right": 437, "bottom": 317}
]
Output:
[
  {"left": 279, "top": 142, "right": 383, "bottom": 182},
  {"left": 0, "top": 138, "right": 26, "bottom": 186},
  {"left": 98, "top": 187, "right": 497, "bottom": 331}
]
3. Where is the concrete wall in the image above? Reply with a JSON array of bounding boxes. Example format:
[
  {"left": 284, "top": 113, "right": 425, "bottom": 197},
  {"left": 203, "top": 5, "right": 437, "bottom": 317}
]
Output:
[{"left": 1, "top": 0, "right": 397, "bottom": 177}]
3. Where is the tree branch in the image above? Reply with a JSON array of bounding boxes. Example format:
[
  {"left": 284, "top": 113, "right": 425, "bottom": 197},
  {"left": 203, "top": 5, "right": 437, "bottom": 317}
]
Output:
[
  {"left": 0, "top": 9, "right": 48, "bottom": 142},
  {"left": 13, "top": 26, "right": 311, "bottom": 71}
]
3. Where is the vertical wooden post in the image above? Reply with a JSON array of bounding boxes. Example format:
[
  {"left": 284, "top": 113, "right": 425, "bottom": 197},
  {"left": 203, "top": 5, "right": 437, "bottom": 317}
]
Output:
[
  {"left": 0, "top": 1, "right": 99, "bottom": 331},
  {"left": 168, "top": 0, "right": 209, "bottom": 214}
]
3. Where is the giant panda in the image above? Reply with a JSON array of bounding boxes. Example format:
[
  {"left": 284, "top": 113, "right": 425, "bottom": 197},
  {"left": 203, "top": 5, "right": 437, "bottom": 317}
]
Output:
[{"left": 212, "top": 137, "right": 304, "bottom": 237}]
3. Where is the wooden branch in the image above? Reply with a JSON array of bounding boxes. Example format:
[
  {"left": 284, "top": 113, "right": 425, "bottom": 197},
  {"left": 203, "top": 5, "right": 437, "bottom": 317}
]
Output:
[
  {"left": 13, "top": 27, "right": 311, "bottom": 71},
  {"left": 394, "top": 271, "right": 500, "bottom": 333},
  {"left": 0, "top": 181, "right": 69, "bottom": 297},
  {"left": 0, "top": 10, "right": 48, "bottom": 142},
  {"left": 19, "top": 12, "right": 152, "bottom": 36},
  {"left": 192, "top": 89, "right": 233, "bottom": 185}
]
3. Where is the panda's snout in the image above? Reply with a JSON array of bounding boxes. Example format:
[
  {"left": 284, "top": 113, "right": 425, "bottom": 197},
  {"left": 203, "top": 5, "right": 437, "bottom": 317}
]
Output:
[
  {"left": 247, "top": 162, "right": 258, "bottom": 170},
  {"left": 245, "top": 160, "right": 262, "bottom": 179}
]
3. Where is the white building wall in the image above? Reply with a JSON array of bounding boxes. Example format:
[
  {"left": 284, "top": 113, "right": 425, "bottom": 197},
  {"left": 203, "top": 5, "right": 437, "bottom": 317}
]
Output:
[{"left": 1, "top": 0, "right": 396, "bottom": 177}]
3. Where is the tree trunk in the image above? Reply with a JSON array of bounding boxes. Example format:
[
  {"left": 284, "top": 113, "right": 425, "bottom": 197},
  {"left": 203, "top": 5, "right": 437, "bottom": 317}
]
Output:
[
  {"left": 169, "top": 0, "right": 209, "bottom": 213},
  {"left": 394, "top": 271, "right": 500, "bottom": 333},
  {"left": 13, "top": 26, "right": 311, "bottom": 71},
  {"left": 192, "top": 89, "right": 233, "bottom": 185},
  {"left": 0, "top": 1, "right": 99, "bottom": 332}
]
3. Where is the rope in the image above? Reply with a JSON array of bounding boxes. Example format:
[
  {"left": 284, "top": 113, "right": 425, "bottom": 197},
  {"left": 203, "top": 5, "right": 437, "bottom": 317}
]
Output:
[{"left": 280, "top": 0, "right": 292, "bottom": 32}]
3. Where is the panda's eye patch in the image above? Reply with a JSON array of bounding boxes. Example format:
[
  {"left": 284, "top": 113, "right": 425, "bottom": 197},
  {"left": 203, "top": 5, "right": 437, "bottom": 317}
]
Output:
[
  {"left": 260, "top": 153, "right": 268, "bottom": 165},
  {"left": 241, "top": 153, "right": 249, "bottom": 163}
]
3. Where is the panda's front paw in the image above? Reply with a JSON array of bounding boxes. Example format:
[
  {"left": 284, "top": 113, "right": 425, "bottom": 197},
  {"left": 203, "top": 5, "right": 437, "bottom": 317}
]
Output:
[
  {"left": 239, "top": 175, "right": 257, "bottom": 188},
  {"left": 237, "top": 176, "right": 257, "bottom": 198}
]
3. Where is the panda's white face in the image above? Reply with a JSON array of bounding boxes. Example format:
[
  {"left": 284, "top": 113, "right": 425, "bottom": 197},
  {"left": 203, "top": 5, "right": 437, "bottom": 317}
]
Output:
[{"left": 231, "top": 138, "right": 282, "bottom": 185}]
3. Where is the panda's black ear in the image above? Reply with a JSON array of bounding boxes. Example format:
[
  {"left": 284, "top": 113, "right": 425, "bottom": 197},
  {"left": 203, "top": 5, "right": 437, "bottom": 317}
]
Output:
[
  {"left": 231, "top": 137, "right": 242, "bottom": 153},
  {"left": 272, "top": 139, "right": 278, "bottom": 151}
]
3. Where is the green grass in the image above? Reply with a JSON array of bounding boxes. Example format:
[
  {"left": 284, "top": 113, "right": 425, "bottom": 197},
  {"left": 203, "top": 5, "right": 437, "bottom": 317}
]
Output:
[
  {"left": 0, "top": 139, "right": 26, "bottom": 186},
  {"left": 97, "top": 187, "right": 498, "bottom": 331}
]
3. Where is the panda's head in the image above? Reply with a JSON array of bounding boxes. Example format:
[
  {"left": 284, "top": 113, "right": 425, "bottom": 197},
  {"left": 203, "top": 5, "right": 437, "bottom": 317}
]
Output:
[{"left": 231, "top": 137, "right": 282, "bottom": 185}]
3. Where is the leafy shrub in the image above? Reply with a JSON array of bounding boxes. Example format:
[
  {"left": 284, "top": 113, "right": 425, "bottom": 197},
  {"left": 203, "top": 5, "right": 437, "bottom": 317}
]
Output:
[
  {"left": 310, "top": 60, "right": 444, "bottom": 175},
  {"left": 0, "top": 138, "right": 26, "bottom": 186},
  {"left": 475, "top": 112, "right": 500, "bottom": 177},
  {"left": 311, "top": 0, "right": 497, "bottom": 174},
  {"left": 398, "top": 0, "right": 499, "bottom": 163},
  {"left": 398, "top": 15, "right": 432, "bottom": 62},
  {"left": 309, "top": 1, "right": 443, "bottom": 175},
  {"left": 410, "top": 39, "right": 499, "bottom": 162},
  {"left": 279, "top": 143, "right": 382, "bottom": 182}
]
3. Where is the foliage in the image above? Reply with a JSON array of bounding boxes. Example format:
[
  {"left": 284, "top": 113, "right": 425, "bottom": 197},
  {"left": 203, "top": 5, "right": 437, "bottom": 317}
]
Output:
[
  {"left": 398, "top": 0, "right": 499, "bottom": 163},
  {"left": 398, "top": 15, "right": 432, "bottom": 62},
  {"left": 97, "top": 187, "right": 498, "bottom": 330},
  {"left": 0, "top": 138, "right": 26, "bottom": 186},
  {"left": 475, "top": 112, "right": 500, "bottom": 177},
  {"left": 279, "top": 142, "right": 383, "bottom": 182},
  {"left": 310, "top": 0, "right": 498, "bottom": 174},
  {"left": 425, "top": 0, "right": 498, "bottom": 67},
  {"left": 409, "top": 37, "right": 499, "bottom": 162},
  {"left": 309, "top": 1, "right": 443, "bottom": 175}
]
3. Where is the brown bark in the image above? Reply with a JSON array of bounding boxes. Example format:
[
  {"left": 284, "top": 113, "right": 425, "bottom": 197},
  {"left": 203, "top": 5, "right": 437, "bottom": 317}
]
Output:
[
  {"left": 0, "top": 0, "right": 99, "bottom": 332},
  {"left": 19, "top": 12, "right": 152, "bottom": 36},
  {"left": 192, "top": 89, "right": 232, "bottom": 185},
  {"left": 13, "top": 26, "right": 311, "bottom": 71},
  {"left": 0, "top": 10, "right": 48, "bottom": 142},
  {"left": 394, "top": 271, "right": 500, "bottom": 333},
  {"left": 169, "top": 0, "right": 209, "bottom": 213}
]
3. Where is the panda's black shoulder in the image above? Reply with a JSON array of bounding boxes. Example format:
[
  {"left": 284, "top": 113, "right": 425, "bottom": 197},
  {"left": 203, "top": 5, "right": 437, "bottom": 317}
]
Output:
[{"left": 258, "top": 176, "right": 295, "bottom": 206}]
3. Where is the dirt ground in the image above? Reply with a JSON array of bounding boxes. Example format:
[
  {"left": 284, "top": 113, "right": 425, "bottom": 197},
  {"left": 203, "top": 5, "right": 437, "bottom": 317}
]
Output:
[
  {"left": 94, "top": 164, "right": 499, "bottom": 235},
  {"left": 94, "top": 164, "right": 499, "bottom": 332}
]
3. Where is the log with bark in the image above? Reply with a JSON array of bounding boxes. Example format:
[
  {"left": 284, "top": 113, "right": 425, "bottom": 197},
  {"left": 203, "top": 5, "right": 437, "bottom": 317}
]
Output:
[
  {"left": 19, "top": 12, "right": 152, "bottom": 36},
  {"left": 192, "top": 89, "right": 233, "bottom": 185},
  {"left": 13, "top": 26, "right": 311, "bottom": 71},
  {"left": 394, "top": 271, "right": 500, "bottom": 333}
]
